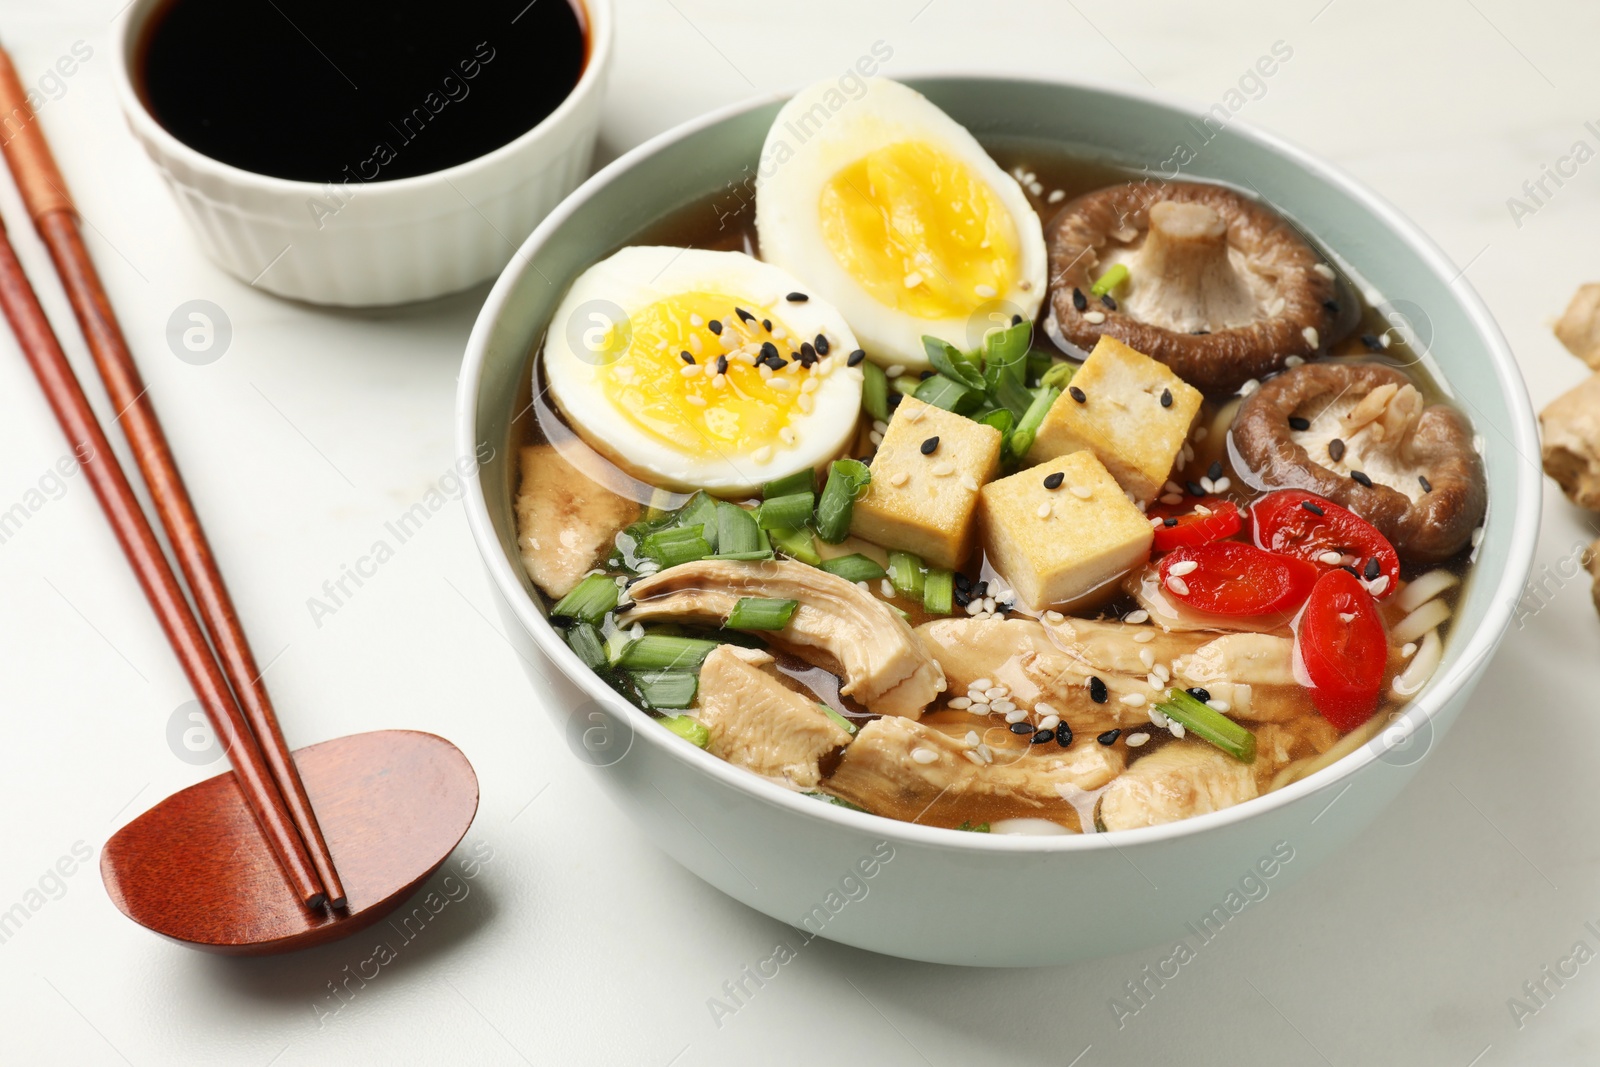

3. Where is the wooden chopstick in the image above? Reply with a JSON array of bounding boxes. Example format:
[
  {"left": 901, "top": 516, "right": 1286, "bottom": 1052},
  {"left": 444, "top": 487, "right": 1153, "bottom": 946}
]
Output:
[
  {"left": 0, "top": 218, "right": 327, "bottom": 909},
  {"left": 0, "top": 47, "right": 347, "bottom": 909}
]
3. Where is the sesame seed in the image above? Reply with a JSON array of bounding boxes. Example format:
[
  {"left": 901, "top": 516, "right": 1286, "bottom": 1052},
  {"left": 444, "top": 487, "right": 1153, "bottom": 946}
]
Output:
[
  {"left": 886, "top": 364, "right": 905, "bottom": 378},
  {"left": 760, "top": 341, "right": 778, "bottom": 362},
  {"left": 1070, "top": 485, "right": 1092, "bottom": 499},
  {"left": 1048, "top": 189, "right": 1066, "bottom": 203},
  {"left": 889, "top": 471, "right": 909, "bottom": 487},
  {"left": 1160, "top": 493, "right": 1183, "bottom": 506},
  {"left": 920, "top": 436, "right": 940, "bottom": 455},
  {"left": 968, "top": 701, "right": 990, "bottom": 715},
  {"left": 815, "top": 334, "right": 830, "bottom": 355},
  {"left": 1328, "top": 439, "right": 1346, "bottom": 462},
  {"left": 1160, "top": 387, "right": 1172, "bottom": 408},
  {"left": 1133, "top": 631, "right": 1155, "bottom": 643},
  {"left": 751, "top": 445, "right": 773, "bottom": 463},
  {"left": 868, "top": 431, "right": 883, "bottom": 446},
  {"left": 932, "top": 462, "right": 955, "bottom": 477},
  {"left": 715, "top": 355, "right": 728, "bottom": 375},
  {"left": 1186, "top": 480, "right": 1206, "bottom": 497},
  {"left": 1044, "top": 610, "right": 1065, "bottom": 623},
  {"left": 1169, "top": 721, "right": 1187, "bottom": 739},
  {"left": 975, "top": 284, "right": 997, "bottom": 298},
  {"left": 685, "top": 395, "right": 706, "bottom": 407},
  {"left": 1030, "top": 729, "right": 1054, "bottom": 745},
  {"left": 1301, "top": 500, "right": 1324, "bottom": 516},
  {"left": 1036, "top": 502, "right": 1052, "bottom": 519},
  {"left": 1139, "top": 647, "right": 1156, "bottom": 670},
  {"left": 779, "top": 427, "right": 797, "bottom": 445},
  {"left": 1004, "top": 708, "right": 1027, "bottom": 724},
  {"left": 786, "top": 291, "right": 808, "bottom": 303},
  {"left": 735, "top": 307, "right": 756, "bottom": 324},
  {"left": 1044, "top": 471, "right": 1064, "bottom": 490},
  {"left": 949, "top": 696, "right": 972, "bottom": 710},
  {"left": 1351, "top": 470, "right": 1373, "bottom": 488},
  {"left": 1097, "top": 728, "right": 1120, "bottom": 746},
  {"left": 1318, "top": 551, "right": 1344, "bottom": 566},
  {"left": 911, "top": 747, "right": 939, "bottom": 764},
  {"left": 1303, "top": 327, "right": 1320, "bottom": 348},
  {"left": 1125, "top": 610, "right": 1149, "bottom": 624},
  {"left": 713, "top": 374, "right": 727, "bottom": 388},
  {"left": 1364, "top": 556, "right": 1381, "bottom": 580},
  {"left": 1101, "top": 293, "right": 1117, "bottom": 310},
  {"left": 1083, "top": 310, "right": 1106, "bottom": 325},
  {"left": 1125, "top": 732, "right": 1150, "bottom": 747},
  {"left": 1072, "top": 287, "right": 1088, "bottom": 311},
  {"left": 1165, "top": 575, "right": 1190, "bottom": 596},
  {"left": 1120, "top": 693, "right": 1147, "bottom": 707},
  {"left": 1069, "top": 386, "right": 1087, "bottom": 404},
  {"left": 1313, "top": 263, "right": 1336, "bottom": 280},
  {"left": 904, "top": 272, "right": 924, "bottom": 288},
  {"left": 1168, "top": 560, "right": 1198, "bottom": 577},
  {"left": 960, "top": 474, "right": 979, "bottom": 492},
  {"left": 1186, "top": 687, "right": 1210, "bottom": 702},
  {"left": 1009, "top": 721, "right": 1034, "bottom": 735},
  {"left": 1419, "top": 474, "right": 1433, "bottom": 493},
  {"left": 1206, "top": 699, "right": 1231, "bottom": 713},
  {"left": 762, "top": 319, "right": 772, "bottom": 332},
  {"left": 1401, "top": 642, "right": 1418, "bottom": 658},
  {"left": 1089, "top": 676, "right": 1108, "bottom": 704},
  {"left": 847, "top": 349, "right": 866, "bottom": 367},
  {"left": 1367, "top": 575, "right": 1391, "bottom": 595},
  {"left": 963, "top": 730, "right": 981, "bottom": 746},
  {"left": 1207, "top": 460, "right": 1223, "bottom": 481},
  {"left": 680, "top": 365, "right": 698, "bottom": 378},
  {"left": 1239, "top": 378, "right": 1260, "bottom": 396},
  {"left": 680, "top": 351, "right": 695, "bottom": 364},
  {"left": 708, "top": 319, "right": 722, "bottom": 335},
  {"left": 798, "top": 395, "right": 814, "bottom": 413},
  {"left": 971, "top": 677, "right": 992, "bottom": 690}
]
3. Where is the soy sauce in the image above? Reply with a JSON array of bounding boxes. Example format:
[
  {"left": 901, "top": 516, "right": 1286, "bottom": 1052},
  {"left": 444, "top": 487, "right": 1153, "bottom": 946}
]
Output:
[{"left": 137, "top": 0, "right": 587, "bottom": 183}]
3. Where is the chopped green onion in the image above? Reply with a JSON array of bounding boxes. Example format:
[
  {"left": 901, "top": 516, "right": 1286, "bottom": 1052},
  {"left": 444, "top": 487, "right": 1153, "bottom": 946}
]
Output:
[
  {"left": 659, "top": 713, "right": 710, "bottom": 746},
  {"left": 755, "top": 491, "right": 814, "bottom": 530},
  {"left": 769, "top": 525, "right": 822, "bottom": 565},
  {"left": 564, "top": 621, "right": 608, "bottom": 669},
  {"left": 618, "top": 634, "right": 721, "bottom": 671},
  {"left": 815, "top": 459, "right": 872, "bottom": 544},
  {"left": 913, "top": 373, "right": 979, "bottom": 414},
  {"left": 549, "top": 573, "right": 619, "bottom": 624},
  {"left": 639, "top": 525, "right": 713, "bottom": 568},
  {"left": 716, "top": 501, "right": 760, "bottom": 554},
  {"left": 974, "top": 407, "right": 1016, "bottom": 439},
  {"left": 1008, "top": 385, "right": 1060, "bottom": 461},
  {"left": 726, "top": 596, "right": 798, "bottom": 630},
  {"left": 675, "top": 491, "right": 719, "bottom": 548},
  {"left": 1039, "top": 361, "right": 1076, "bottom": 391},
  {"left": 820, "top": 704, "right": 858, "bottom": 736},
  {"left": 887, "top": 550, "right": 925, "bottom": 598},
  {"left": 982, "top": 320, "right": 1031, "bottom": 390},
  {"left": 763, "top": 469, "right": 816, "bottom": 499},
  {"left": 991, "top": 373, "right": 1035, "bottom": 418},
  {"left": 923, "top": 567, "right": 954, "bottom": 614},
  {"left": 706, "top": 549, "right": 775, "bottom": 561},
  {"left": 818, "top": 553, "right": 886, "bottom": 583},
  {"left": 862, "top": 360, "right": 889, "bottom": 421},
  {"left": 923, "top": 336, "right": 985, "bottom": 390},
  {"left": 1159, "top": 688, "right": 1257, "bottom": 763},
  {"left": 891, "top": 373, "right": 923, "bottom": 397},
  {"left": 605, "top": 626, "right": 636, "bottom": 665},
  {"left": 631, "top": 672, "right": 699, "bottom": 710},
  {"left": 1025, "top": 350, "right": 1053, "bottom": 384},
  {"left": 955, "top": 820, "right": 991, "bottom": 832},
  {"left": 1090, "top": 263, "right": 1129, "bottom": 298}
]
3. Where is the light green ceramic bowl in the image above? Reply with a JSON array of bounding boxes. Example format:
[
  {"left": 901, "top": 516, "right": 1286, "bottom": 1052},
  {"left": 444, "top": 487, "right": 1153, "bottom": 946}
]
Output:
[{"left": 457, "top": 77, "right": 1539, "bottom": 966}]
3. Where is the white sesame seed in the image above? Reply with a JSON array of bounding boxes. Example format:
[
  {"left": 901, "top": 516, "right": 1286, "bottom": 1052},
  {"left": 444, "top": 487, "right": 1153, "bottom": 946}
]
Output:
[
  {"left": 949, "top": 696, "right": 972, "bottom": 709},
  {"left": 1125, "top": 610, "right": 1149, "bottom": 624},
  {"left": 1313, "top": 263, "right": 1336, "bottom": 279},
  {"left": 972, "top": 677, "right": 993, "bottom": 690},
  {"left": 1213, "top": 477, "right": 1231, "bottom": 493},
  {"left": 1168, "top": 560, "right": 1198, "bottom": 577},
  {"left": 1004, "top": 708, "right": 1027, "bottom": 724},
  {"left": 904, "top": 272, "right": 924, "bottom": 288},
  {"left": 1146, "top": 672, "right": 1163, "bottom": 690},
  {"left": 1303, "top": 326, "right": 1320, "bottom": 348},
  {"left": 1169, "top": 721, "right": 1187, "bottom": 739},
  {"left": 1133, "top": 631, "right": 1155, "bottom": 643},
  {"left": 964, "top": 730, "right": 981, "bottom": 747},
  {"left": 965, "top": 599, "right": 983, "bottom": 615},
  {"left": 1401, "top": 642, "right": 1418, "bottom": 658},
  {"left": 1285, "top": 355, "right": 1305, "bottom": 368},
  {"left": 1036, "top": 502, "right": 1052, "bottom": 518},
  {"left": 1150, "top": 516, "right": 1164, "bottom": 528},
  {"left": 889, "top": 471, "right": 909, "bottom": 488},
  {"left": 1038, "top": 715, "right": 1060, "bottom": 733},
  {"left": 1198, "top": 476, "right": 1214, "bottom": 494},
  {"left": 1048, "top": 189, "right": 1066, "bottom": 203},
  {"left": 871, "top": 419, "right": 888, "bottom": 434},
  {"left": 1165, "top": 575, "right": 1190, "bottom": 596},
  {"left": 680, "top": 365, "right": 698, "bottom": 378},
  {"left": 932, "top": 462, "right": 955, "bottom": 477},
  {"left": 963, "top": 751, "right": 985, "bottom": 766},
  {"left": 1070, "top": 485, "right": 1092, "bottom": 499},
  {"left": 880, "top": 579, "right": 895, "bottom": 599},
  {"left": 1160, "top": 493, "right": 1183, "bottom": 506},
  {"left": 1367, "top": 575, "right": 1391, "bottom": 595},
  {"left": 975, "top": 284, "right": 997, "bottom": 298},
  {"left": 1044, "top": 610, "right": 1065, "bottom": 624},
  {"left": 1120, "top": 692, "right": 1147, "bottom": 707},
  {"left": 1207, "top": 699, "right": 1231, "bottom": 713},
  {"left": 1239, "top": 378, "right": 1260, "bottom": 397},
  {"left": 993, "top": 698, "right": 1017, "bottom": 714},
  {"left": 1126, "top": 732, "right": 1150, "bottom": 747},
  {"left": 886, "top": 364, "right": 906, "bottom": 378},
  {"left": 1153, "top": 664, "right": 1170, "bottom": 682},
  {"left": 768, "top": 376, "right": 793, "bottom": 391},
  {"left": 1194, "top": 426, "right": 1208, "bottom": 441},
  {"left": 1139, "top": 647, "right": 1156, "bottom": 670},
  {"left": 986, "top": 686, "right": 1008, "bottom": 699},
  {"left": 798, "top": 394, "right": 814, "bottom": 413},
  {"left": 960, "top": 473, "right": 979, "bottom": 492},
  {"left": 689, "top": 314, "right": 704, "bottom": 327},
  {"left": 1148, "top": 707, "right": 1168, "bottom": 728},
  {"left": 968, "top": 702, "right": 990, "bottom": 715},
  {"left": 751, "top": 445, "right": 772, "bottom": 463},
  {"left": 1318, "top": 551, "right": 1344, "bottom": 566},
  {"left": 801, "top": 377, "right": 818, "bottom": 393},
  {"left": 1083, "top": 310, "right": 1106, "bottom": 324},
  {"left": 685, "top": 395, "right": 707, "bottom": 407},
  {"left": 911, "top": 747, "right": 938, "bottom": 764},
  {"left": 977, "top": 744, "right": 994, "bottom": 763},
  {"left": 1267, "top": 296, "right": 1287, "bottom": 317},
  {"left": 1471, "top": 526, "right": 1485, "bottom": 547},
  {"left": 779, "top": 427, "right": 797, "bottom": 445}
]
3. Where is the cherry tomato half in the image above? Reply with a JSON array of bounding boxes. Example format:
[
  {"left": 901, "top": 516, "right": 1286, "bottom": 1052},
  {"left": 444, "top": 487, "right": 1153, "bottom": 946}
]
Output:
[
  {"left": 1250, "top": 489, "right": 1400, "bottom": 598},
  {"left": 1298, "top": 568, "right": 1388, "bottom": 729},
  {"left": 1157, "top": 541, "right": 1319, "bottom": 617},
  {"left": 1149, "top": 498, "right": 1243, "bottom": 553}
]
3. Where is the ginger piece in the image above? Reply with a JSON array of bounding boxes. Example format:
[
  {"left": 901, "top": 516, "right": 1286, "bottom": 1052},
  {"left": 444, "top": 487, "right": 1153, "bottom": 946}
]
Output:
[
  {"left": 1540, "top": 373, "right": 1600, "bottom": 511},
  {"left": 1554, "top": 284, "right": 1600, "bottom": 370}
]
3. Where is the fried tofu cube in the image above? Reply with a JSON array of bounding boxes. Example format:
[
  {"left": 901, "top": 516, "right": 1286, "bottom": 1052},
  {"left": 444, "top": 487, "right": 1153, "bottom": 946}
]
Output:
[
  {"left": 980, "top": 451, "right": 1153, "bottom": 609},
  {"left": 850, "top": 396, "right": 1002, "bottom": 569},
  {"left": 1027, "top": 336, "right": 1203, "bottom": 504}
]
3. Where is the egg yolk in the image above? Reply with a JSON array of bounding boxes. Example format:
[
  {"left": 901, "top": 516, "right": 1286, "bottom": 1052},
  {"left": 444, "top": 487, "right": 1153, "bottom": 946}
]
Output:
[
  {"left": 601, "top": 291, "right": 811, "bottom": 455},
  {"left": 818, "top": 140, "right": 1019, "bottom": 320}
]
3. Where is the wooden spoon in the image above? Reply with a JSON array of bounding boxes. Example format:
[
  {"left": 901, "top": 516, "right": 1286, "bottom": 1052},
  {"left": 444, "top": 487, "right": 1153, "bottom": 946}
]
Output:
[{"left": 100, "top": 731, "right": 479, "bottom": 955}]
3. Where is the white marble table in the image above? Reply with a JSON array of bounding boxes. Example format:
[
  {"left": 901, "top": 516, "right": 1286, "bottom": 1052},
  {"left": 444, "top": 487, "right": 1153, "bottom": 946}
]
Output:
[{"left": 2, "top": 0, "right": 1597, "bottom": 1063}]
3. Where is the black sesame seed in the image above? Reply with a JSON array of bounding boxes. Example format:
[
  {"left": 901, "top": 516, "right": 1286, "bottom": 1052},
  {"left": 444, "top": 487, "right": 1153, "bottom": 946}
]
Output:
[
  {"left": 1360, "top": 333, "right": 1383, "bottom": 351},
  {"left": 680, "top": 351, "right": 695, "bottom": 364},
  {"left": 1068, "top": 385, "right": 1087, "bottom": 404},
  {"left": 920, "top": 436, "right": 940, "bottom": 455},
  {"left": 919, "top": 369, "right": 935, "bottom": 380},
  {"left": 760, "top": 341, "right": 779, "bottom": 362},
  {"left": 1097, "top": 728, "right": 1121, "bottom": 746},
  {"left": 1300, "top": 500, "right": 1325, "bottom": 516},
  {"left": 814, "top": 334, "right": 830, "bottom": 355},
  {"left": 954, "top": 572, "right": 972, "bottom": 590},
  {"left": 1328, "top": 438, "right": 1346, "bottom": 462},
  {"left": 1089, "top": 676, "right": 1108, "bottom": 704},
  {"left": 1351, "top": 470, "right": 1373, "bottom": 488},
  {"left": 1044, "top": 471, "right": 1065, "bottom": 490},
  {"left": 1323, "top": 300, "right": 1340, "bottom": 314},
  {"left": 1186, "top": 480, "right": 1207, "bottom": 498},
  {"left": 1030, "top": 729, "right": 1054, "bottom": 745},
  {"left": 1364, "top": 556, "right": 1381, "bottom": 580},
  {"left": 708, "top": 319, "right": 722, "bottom": 335},
  {"left": 1072, "top": 287, "right": 1088, "bottom": 312},
  {"left": 762, "top": 318, "right": 772, "bottom": 332},
  {"left": 786, "top": 291, "right": 809, "bottom": 303},
  {"left": 799, "top": 341, "right": 816, "bottom": 360},
  {"left": 1418, "top": 474, "right": 1433, "bottom": 493},
  {"left": 1160, "top": 388, "right": 1173, "bottom": 408},
  {"left": 715, "top": 355, "right": 728, "bottom": 375},
  {"left": 1101, "top": 293, "right": 1117, "bottom": 310},
  {"left": 972, "top": 580, "right": 988, "bottom": 598},
  {"left": 1011, "top": 314, "right": 1023, "bottom": 326},
  {"left": 1163, "top": 517, "right": 1178, "bottom": 527},
  {"left": 1191, "top": 329, "right": 1210, "bottom": 335},
  {"left": 1055, "top": 724, "right": 1074, "bottom": 747},
  {"left": 1186, "top": 687, "right": 1211, "bottom": 703},
  {"left": 1341, "top": 564, "right": 1361, "bottom": 578},
  {"left": 767, "top": 355, "right": 788, "bottom": 370},
  {"left": 1207, "top": 460, "right": 1223, "bottom": 481},
  {"left": 1289, "top": 416, "right": 1311, "bottom": 431},
  {"left": 1009, "top": 721, "right": 1035, "bottom": 735},
  {"left": 847, "top": 349, "right": 866, "bottom": 367},
  {"left": 735, "top": 307, "right": 756, "bottom": 324},
  {"left": 887, "top": 391, "right": 903, "bottom": 411},
  {"left": 953, "top": 589, "right": 971, "bottom": 608}
]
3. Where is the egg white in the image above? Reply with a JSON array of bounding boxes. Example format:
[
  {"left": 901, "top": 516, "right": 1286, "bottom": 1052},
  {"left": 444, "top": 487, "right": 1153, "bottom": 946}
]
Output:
[
  {"left": 755, "top": 77, "right": 1047, "bottom": 371},
  {"left": 542, "top": 246, "right": 863, "bottom": 497}
]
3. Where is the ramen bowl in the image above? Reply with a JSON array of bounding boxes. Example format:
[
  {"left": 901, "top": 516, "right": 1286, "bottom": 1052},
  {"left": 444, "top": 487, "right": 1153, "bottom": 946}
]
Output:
[{"left": 456, "top": 76, "right": 1538, "bottom": 966}]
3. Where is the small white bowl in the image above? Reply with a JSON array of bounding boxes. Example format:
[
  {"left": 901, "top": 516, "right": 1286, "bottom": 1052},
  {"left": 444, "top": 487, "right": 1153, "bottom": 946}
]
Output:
[{"left": 111, "top": 0, "right": 612, "bottom": 307}]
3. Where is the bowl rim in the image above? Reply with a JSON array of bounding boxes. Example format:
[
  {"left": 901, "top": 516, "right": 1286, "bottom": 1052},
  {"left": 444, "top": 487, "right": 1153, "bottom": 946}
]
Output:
[
  {"left": 109, "top": 0, "right": 614, "bottom": 199},
  {"left": 456, "top": 73, "right": 1540, "bottom": 853}
]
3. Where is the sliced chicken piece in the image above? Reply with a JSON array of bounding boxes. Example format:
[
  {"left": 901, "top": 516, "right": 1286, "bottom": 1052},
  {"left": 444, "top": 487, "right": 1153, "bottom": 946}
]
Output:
[
  {"left": 1123, "top": 563, "right": 1298, "bottom": 635},
  {"left": 1095, "top": 741, "right": 1257, "bottom": 831},
  {"left": 695, "top": 645, "right": 852, "bottom": 788},
  {"left": 515, "top": 444, "right": 638, "bottom": 598},
  {"left": 1171, "top": 632, "right": 1311, "bottom": 723},
  {"left": 624, "top": 559, "right": 944, "bottom": 718},
  {"left": 824, "top": 715, "right": 1124, "bottom": 828}
]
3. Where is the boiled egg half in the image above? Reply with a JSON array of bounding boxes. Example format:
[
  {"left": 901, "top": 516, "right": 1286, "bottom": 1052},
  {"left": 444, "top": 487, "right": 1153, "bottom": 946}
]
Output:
[
  {"left": 543, "top": 246, "right": 863, "bottom": 496},
  {"left": 756, "top": 77, "right": 1047, "bottom": 370}
]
